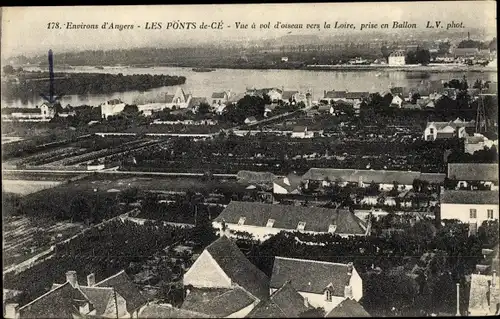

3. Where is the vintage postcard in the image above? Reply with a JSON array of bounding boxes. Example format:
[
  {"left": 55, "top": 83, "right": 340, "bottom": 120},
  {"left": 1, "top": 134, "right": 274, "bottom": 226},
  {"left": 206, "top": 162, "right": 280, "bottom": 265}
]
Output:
[{"left": 1, "top": 2, "right": 498, "bottom": 318}]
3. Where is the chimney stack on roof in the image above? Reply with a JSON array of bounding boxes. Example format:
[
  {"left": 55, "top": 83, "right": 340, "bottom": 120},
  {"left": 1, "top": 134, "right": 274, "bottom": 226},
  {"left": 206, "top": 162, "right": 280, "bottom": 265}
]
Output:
[
  {"left": 87, "top": 273, "right": 96, "bottom": 287},
  {"left": 66, "top": 271, "right": 78, "bottom": 288},
  {"left": 347, "top": 262, "right": 354, "bottom": 276}
]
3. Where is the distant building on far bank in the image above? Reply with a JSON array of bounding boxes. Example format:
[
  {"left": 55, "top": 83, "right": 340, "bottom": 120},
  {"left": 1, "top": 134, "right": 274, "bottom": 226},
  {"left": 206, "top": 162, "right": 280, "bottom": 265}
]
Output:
[
  {"left": 100, "top": 99, "right": 126, "bottom": 119},
  {"left": 388, "top": 50, "right": 406, "bottom": 66}
]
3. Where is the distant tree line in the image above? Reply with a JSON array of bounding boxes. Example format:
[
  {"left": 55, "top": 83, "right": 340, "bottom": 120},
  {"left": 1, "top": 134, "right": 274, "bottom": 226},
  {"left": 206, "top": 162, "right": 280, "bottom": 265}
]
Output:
[{"left": 2, "top": 71, "right": 186, "bottom": 100}]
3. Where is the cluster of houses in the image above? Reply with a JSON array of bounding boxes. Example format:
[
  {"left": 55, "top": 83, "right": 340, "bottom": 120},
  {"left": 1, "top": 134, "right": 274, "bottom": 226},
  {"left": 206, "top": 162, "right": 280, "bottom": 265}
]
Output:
[
  {"left": 4, "top": 235, "right": 370, "bottom": 318},
  {"left": 1, "top": 102, "right": 75, "bottom": 122},
  {"left": 99, "top": 86, "right": 314, "bottom": 120},
  {"left": 6, "top": 233, "right": 498, "bottom": 318}
]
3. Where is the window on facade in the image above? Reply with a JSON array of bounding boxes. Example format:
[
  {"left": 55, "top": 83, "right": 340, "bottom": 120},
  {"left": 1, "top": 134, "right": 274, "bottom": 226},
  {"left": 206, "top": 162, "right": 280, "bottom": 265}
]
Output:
[
  {"left": 266, "top": 219, "right": 275, "bottom": 228},
  {"left": 325, "top": 289, "right": 332, "bottom": 302},
  {"left": 237, "top": 217, "right": 246, "bottom": 226},
  {"left": 430, "top": 128, "right": 434, "bottom": 134},
  {"left": 470, "top": 209, "right": 477, "bottom": 219},
  {"left": 487, "top": 209, "right": 494, "bottom": 219},
  {"left": 328, "top": 224, "right": 337, "bottom": 233},
  {"left": 297, "top": 222, "right": 306, "bottom": 231}
]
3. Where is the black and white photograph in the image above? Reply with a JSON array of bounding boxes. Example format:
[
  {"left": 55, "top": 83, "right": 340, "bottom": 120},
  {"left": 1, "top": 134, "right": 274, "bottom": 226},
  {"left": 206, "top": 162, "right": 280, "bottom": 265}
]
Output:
[{"left": 1, "top": 2, "right": 498, "bottom": 317}]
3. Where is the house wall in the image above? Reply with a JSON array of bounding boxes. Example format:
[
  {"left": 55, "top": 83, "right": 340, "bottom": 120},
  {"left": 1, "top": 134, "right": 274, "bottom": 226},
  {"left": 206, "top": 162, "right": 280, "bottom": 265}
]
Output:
[
  {"left": 441, "top": 203, "right": 499, "bottom": 224},
  {"left": 273, "top": 183, "right": 289, "bottom": 194},
  {"left": 350, "top": 268, "right": 363, "bottom": 302},
  {"left": 212, "top": 222, "right": 363, "bottom": 242},
  {"left": 183, "top": 250, "right": 232, "bottom": 288},
  {"left": 424, "top": 125, "right": 438, "bottom": 141},
  {"left": 389, "top": 56, "right": 406, "bottom": 66},
  {"left": 101, "top": 103, "right": 126, "bottom": 119},
  {"left": 103, "top": 292, "right": 128, "bottom": 318}
]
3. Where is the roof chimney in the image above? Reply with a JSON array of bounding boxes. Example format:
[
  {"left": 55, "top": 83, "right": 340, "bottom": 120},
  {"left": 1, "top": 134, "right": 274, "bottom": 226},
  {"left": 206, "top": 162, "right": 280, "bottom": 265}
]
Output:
[
  {"left": 87, "top": 273, "right": 95, "bottom": 287},
  {"left": 4, "top": 303, "right": 19, "bottom": 319},
  {"left": 66, "top": 271, "right": 78, "bottom": 288},
  {"left": 347, "top": 262, "right": 354, "bottom": 276}
]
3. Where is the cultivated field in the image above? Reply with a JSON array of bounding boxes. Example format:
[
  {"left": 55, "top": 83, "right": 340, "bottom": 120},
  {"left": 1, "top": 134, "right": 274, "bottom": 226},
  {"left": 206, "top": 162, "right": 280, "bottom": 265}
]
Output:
[
  {"left": 3, "top": 215, "right": 85, "bottom": 270},
  {"left": 2, "top": 179, "right": 64, "bottom": 195}
]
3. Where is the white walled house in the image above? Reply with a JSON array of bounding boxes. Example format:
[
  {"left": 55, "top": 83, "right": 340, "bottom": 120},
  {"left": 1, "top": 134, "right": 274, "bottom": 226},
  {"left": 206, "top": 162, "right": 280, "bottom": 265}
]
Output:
[
  {"left": 388, "top": 50, "right": 406, "bottom": 66},
  {"left": 101, "top": 99, "right": 127, "bottom": 119},
  {"left": 465, "top": 134, "right": 499, "bottom": 155},
  {"left": 424, "top": 118, "right": 474, "bottom": 141},
  {"left": 447, "top": 163, "right": 499, "bottom": 190},
  {"left": 440, "top": 190, "right": 499, "bottom": 224},
  {"left": 269, "top": 257, "right": 363, "bottom": 313},
  {"left": 391, "top": 95, "right": 404, "bottom": 108},
  {"left": 291, "top": 126, "right": 314, "bottom": 139},
  {"left": 181, "top": 236, "right": 269, "bottom": 317},
  {"left": 302, "top": 168, "right": 446, "bottom": 192},
  {"left": 165, "top": 88, "right": 192, "bottom": 109},
  {"left": 212, "top": 201, "right": 370, "bottom": 242}
]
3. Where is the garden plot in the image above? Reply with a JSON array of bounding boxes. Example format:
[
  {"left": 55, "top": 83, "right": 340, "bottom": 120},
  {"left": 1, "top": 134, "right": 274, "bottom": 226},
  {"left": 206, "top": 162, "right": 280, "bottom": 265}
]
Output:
[
  {"left": 3, "top": 215, "right": 85, "bottom": 270},
  {"left": 2, "top": 179, "right": 64, "bottom": 195}
]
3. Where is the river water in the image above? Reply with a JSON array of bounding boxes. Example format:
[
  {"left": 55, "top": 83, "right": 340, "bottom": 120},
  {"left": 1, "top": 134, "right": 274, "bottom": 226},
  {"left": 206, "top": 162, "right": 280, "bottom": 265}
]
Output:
[{"left": 2, "top": 65, "right": 496, "bottom": 108}]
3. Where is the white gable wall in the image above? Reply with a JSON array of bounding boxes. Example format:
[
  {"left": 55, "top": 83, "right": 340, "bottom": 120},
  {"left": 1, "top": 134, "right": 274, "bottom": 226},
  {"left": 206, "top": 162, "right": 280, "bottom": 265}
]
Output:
[{"left": 183, "top": 250, "right": 232, "bottom": 288}]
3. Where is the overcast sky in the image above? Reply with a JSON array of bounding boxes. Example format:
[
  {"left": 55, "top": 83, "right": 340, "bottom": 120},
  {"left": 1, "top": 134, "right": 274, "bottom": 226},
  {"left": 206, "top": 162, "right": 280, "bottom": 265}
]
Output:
[{"left": 1, "top": 2, "right": 496, "bottom": 58}]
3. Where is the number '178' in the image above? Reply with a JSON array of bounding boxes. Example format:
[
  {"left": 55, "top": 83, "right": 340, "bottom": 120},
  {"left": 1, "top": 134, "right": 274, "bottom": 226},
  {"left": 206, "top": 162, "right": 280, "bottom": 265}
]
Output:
[{"left": 47, "top": 22, "right": 60, "bottom": 29}]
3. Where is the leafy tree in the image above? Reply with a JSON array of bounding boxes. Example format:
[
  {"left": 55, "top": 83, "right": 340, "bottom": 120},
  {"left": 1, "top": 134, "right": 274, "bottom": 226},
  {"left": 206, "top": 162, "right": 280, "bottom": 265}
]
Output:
[
  {"left": 3, "top": 65, "right": 15, "bottom": 74},
  {"left": 197, "top": 102, "right": 211, "bottom": 114},
  {"left": 122, "top": 104, "right": 139, "bottom": 114},
  {"left": 478, "top": 220, "right": 499, "bottom": 247}
]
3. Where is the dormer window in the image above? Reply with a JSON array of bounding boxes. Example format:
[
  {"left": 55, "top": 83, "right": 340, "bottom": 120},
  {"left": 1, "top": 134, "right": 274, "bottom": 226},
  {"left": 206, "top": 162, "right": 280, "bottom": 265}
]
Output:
[
  {"left": 325, "top": 289, "right": 332, "bottom": 302},
  {"left": 237, "top": 217, "right": 246, "bottom": 226},
  {"left": 297, "top": 221, "right": 306, "bottom": 231},
  {"left": 328, "top": 224, "right": 337, "bottom": 233},
  {"left": 266, "top": 219, "right": 275, "bottom": 228}
]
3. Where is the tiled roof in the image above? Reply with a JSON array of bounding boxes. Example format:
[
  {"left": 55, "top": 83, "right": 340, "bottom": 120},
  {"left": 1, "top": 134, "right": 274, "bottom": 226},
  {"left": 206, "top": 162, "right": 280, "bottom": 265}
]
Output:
[
  {"left": 325, "top": 298, "right": 371, "bottom": 317},
  {"left": 213, "top": 201, "right": 367, "bottom": 235},
  {"left": 78, "top": 287, "right": 114, "bottom": 316},
  {"left": 345, "top": 92, "right": 368, "bottom": 100},
  {"left": 302, "top": 168, "right": 425, "bottom": 185},
  {"left": 270, "top": 257, "right": 352, "bottom": 295},
  {"left": 237, "top": 170, "right": 276, "bottom": 183},
  {"left": 18, "top": 282, "right": 86, "bottom": 318},
  {"left": 211, "top": 92, "right": 226, "bottom": 99},
  {"left": 447, "top": 163, "right": 499, "bottom": 181},
  {"left": 165, "top": 94, "right": 175, "bottom": 104},
  {"left": 247, "top": 281, "right": 310, "bottom": 318},
  {"left": 282, "top": 91, "right": 299, "bottom": 100},
  {"left": 51, "top": 284, "right": 114, "bottom": 316},
  {"left": 390, "top": 87, "right": 405, "bottom": 96},
  {"left": 95, "top": 270, "right": 147, "bottom": 312},
  {"left": 468, "top": 274, "right": 500, "bottom": 315},
  {"left": 324, "top": 91, "right": 347, "bottom": 99},
  {"left": 205, "top": 236, "right": 269, "bottom": 300},
  {"left": 419, "top": 173, "right": 446, "bottom": 184},
  {"left": 181, "top": 287, "right": 255, "bottom": 317},
  {"left": 292, "top": 126, "right": 307, "bottom": 133},
  {"left": 436, "top": 132, "right": 456, "bottom": 139},
  {"left": 139, "top": 302, "right": 212, "bottom": 318},
  {"left": 440, "top": 190, "right": 499, "bottom": 205}
]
